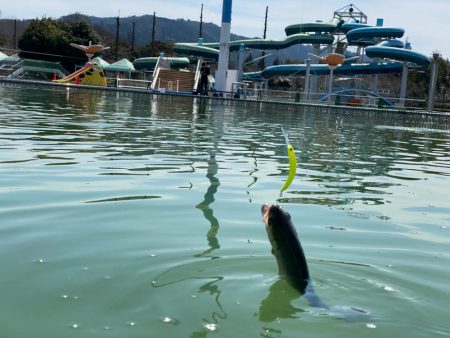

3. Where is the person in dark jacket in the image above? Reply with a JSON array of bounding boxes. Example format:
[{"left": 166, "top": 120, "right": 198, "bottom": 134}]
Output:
[{"left": 199, "top": 63, "right": 210, "bottom": 95}]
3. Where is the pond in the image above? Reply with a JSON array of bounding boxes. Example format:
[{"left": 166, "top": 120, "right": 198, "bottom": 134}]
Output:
[{"left": 0, "top": 86, "right": 449, "bottom": 338}]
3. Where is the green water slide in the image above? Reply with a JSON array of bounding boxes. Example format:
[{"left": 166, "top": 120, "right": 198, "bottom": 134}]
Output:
[
  {"left": 285, "top": 18, "right": 342, "bottom": 35},
  {"left": 200, "top": 33, "right": 334, "bottom": 51},
  {"left": 173, "top": 33, "right": 334, "bottom": 59},
  {"left": 133, "top": 57, "right": 191, "bottom": 70}
]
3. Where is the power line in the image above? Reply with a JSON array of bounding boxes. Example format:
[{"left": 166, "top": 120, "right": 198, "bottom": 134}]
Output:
[{"left": 0, "top": 47, "right": 86, "bottom": 60}]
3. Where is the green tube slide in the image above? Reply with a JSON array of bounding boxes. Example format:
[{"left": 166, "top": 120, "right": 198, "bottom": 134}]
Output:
[{"left": 173, "top": 33, "right": 334, "bottom": 59}]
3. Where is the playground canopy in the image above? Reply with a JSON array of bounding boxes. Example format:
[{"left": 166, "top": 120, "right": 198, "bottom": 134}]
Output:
[
  {"left": 104, "top": 59, "right": 136, "bottom": 73},
  {"left": 91, "top": 56, "right": 110, "bottom": 68},
  {"left": 0, "top": 54, "right": 21, "bottom": 64},
  {"left": 7, "top": 59, "right": 68, "bottom": 80}
]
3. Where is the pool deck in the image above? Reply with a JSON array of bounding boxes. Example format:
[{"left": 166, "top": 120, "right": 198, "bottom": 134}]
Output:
[{"left": 1, "top": 77, "right": 448, "bottom": 116}]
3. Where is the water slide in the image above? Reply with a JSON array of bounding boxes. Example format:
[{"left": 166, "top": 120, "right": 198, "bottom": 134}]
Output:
[
  {"left": 54, "top": 62, "right": 107, "bottom": 86},
  {"left": 284, "top": 18, "right": 342, "bottom": 35},
  {"left": 173, "top": 33, "right": 334, "bottom": 59},
  {"left": 133, "top": 57, "right": 191, "bottom": 70},
  {"left": 248, "top": 21, "right": 430, "bottom": 79},
  {"left": 163, "top": 14, "right": 430, "bottom": 80},
  {"left": 365, "top": 41, "right": 430, "bottom": 67},
  {"left": 256, "top": 62, "right": 404, "bottom": 79}
]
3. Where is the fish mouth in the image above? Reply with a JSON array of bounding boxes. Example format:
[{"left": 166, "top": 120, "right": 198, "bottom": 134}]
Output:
[
  {"left": 261, "top": 204, "right": 278, "bottom": 224},
  {"left": 261, "top": 204, "right": 270, "bottom": 223}
]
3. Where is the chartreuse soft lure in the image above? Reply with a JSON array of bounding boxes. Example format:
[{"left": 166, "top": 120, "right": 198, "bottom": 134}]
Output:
[
  {"left": 280, "top": 144, "right": 297, "bottom": 192},
  {"left": 280, "top": 128, "right": 297, "bottom": 193}
]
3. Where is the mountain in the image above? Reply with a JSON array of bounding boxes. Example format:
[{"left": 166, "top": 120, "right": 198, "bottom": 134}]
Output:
[
  {"left": 0, "top": 14, "right": 308, "bottom": 64},
  {"left": 61, "top": 13, "right": 250, "bottom": 46}
]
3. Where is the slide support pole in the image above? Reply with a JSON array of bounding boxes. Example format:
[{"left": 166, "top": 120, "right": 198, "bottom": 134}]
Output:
[
  {"left": 303, "top": 58, "right": 311, "bottom": 100},
  {"left": 399, "top": 62, "right": 408, "bottom": 107},
  {"left": 427, "top": 53, "right": 440, "bottom": 112}
]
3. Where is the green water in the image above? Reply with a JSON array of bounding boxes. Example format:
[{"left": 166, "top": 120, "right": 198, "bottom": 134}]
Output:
[{"left": 0, "top": 86, "right": 449, "bottom": 338}]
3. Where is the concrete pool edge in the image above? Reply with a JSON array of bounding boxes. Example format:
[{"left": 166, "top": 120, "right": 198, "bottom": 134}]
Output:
[{"left": 1, "top": 77, "right": 448, "bottom": 117}]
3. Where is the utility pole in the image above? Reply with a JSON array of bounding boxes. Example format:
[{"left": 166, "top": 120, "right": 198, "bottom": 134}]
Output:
[
  {"left": 151, "top": 12, "right": 156, "bottom": 47},
  {"left": 263, "top": 6, "right": 268, "bottom": 39},
  {"left": 13, "top": 19, "right": 17, "bottom": 50},
  {"left": 131, "top": 22, "right": 136, "bottom": 53},
  {"left": 260, "top": 6, "right": 268, "bottom": 70},
  {"left": 115, "top": 16, "right": 120, "bottom": 61},
  {"left": 199, "top": 4, "right": 204, "bottom": 39}
]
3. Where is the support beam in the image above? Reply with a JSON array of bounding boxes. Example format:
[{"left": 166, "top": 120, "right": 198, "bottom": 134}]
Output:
[
  {"left": 399, "top": 62, "right": 408, "bottom": 107},
  {"left": 238, "top": 43, "right": 245, "bottom": 82},
  {"left": 215, "top": 0, "right": 232, "bottom": 93},
  {"left": 309, "top": 45, "right": 320, "bottom": 99},
  {"left": 327, "top": 67, "right": 335, "bottom": 105},
  {"left": 303, "top": 59, "right": 311, "bottom": 100},
  {"left": 427, "top": 53, "right": 440, "bottom": 112}
]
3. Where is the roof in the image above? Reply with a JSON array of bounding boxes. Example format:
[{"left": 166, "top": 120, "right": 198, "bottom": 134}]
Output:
[
  {"left": 91, "top": 56, "right": 110, "bottom": 68},
  {"left": 1, "top": 54, "right": 21, "bottom": 64},
  {"left": 20, "top": 59, "right": 68, "bottom": 76},
  {"left": 104, "top": 58, "right": 136, "bottom": 72}
]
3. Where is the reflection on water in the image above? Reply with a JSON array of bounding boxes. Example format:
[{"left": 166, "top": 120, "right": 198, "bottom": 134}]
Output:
[
  {"left": 189, "top": 277, "right": 226, "bottom": 338},
  {"left": 1, "top": 86, "right": 450, "bottom": 338},
  {"left": 258, "top": 279, "right": 303, "bottom": 322},
  {"left": 195, "top": 99, "right": 224, "bottom": 258}
]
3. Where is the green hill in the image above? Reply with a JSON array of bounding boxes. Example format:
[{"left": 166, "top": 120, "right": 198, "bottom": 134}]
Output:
[{"left": 0, "top": 13, "right": 249, "bottom": 51}]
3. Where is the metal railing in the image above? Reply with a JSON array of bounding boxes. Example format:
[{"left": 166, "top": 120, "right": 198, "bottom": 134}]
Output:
[
  {"left": 114, "top": 78, "right": 152, "bottom": 89},
  {"left": 155, "top": 79, "right": 180, "bottom": 92},
  {"left": 193, "top": 59, "right": 203, "bottom": 93}
]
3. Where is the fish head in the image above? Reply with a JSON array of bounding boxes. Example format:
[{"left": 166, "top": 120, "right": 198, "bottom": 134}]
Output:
[
  {"left": 261, "top": 204, "right": 296, "bottom": 256},
  {"left": 261, "top": 204, "right": 310, "bottom": 284}
]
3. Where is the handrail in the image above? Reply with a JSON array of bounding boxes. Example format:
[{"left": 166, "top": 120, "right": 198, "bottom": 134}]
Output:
[
  {"left": 193, "top": 58, "right": 203, "bottom": 93},
  {"left": 150, "top": 67, "right": 161, "bottom": 90},
  {"left": 151, "top": 55, "right": 173, "bottom": 90}
]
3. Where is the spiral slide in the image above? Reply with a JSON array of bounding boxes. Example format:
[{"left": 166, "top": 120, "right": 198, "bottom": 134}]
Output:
[
  {"left": 252, "top": 21, "right": 430, "bottom": 79},
  {"left": 170, "top": 13, "right": 430, "bottom": 81}
]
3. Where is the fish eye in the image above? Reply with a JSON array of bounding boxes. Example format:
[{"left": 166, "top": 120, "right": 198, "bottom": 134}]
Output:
[{"left": 268, "top": 218, "right": 274, "bottom": 227}]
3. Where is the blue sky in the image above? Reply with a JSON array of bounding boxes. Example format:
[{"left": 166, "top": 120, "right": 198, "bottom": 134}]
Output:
[{"left": 1, "top": 0, "right": 449, "bottom": 58}]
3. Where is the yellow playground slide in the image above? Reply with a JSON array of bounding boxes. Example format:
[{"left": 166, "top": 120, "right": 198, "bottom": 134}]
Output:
[{"left": 54, "top": 62, "right": 107, "bottom": 86}]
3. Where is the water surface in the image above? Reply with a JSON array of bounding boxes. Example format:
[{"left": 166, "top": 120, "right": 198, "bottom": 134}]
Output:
[{"left": 0, "top": 86, "right": 449, "bottom": 337}]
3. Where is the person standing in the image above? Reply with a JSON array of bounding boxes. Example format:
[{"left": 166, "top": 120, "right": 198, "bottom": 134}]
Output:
[{"left": 199, "top": 62, "right": 210, "bottom": 95}]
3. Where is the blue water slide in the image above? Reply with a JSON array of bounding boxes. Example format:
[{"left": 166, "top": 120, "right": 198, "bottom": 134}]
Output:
[
  {"left": 344, "top": 26, "right": 430, "bottom": 67},
  {"left": 347, "top": 27, "right": 405, "bottom": 45},
  {"left": 366, "top": 45, "right": 430, "bottom": 67},
  {"left": 258, "top": 62, "right": 404, "bottom": 79},
  {"left": 340, "top": 22, "right": 372, "bottom": 33},
  {"left": 133, "top": 56, "right": 192, "bottom": 70},
  {"left": 285, "top": 18, "right": 342, "bottom": 35},
  {"left": 378, "top": 39, "right": 405, "bottom": 48}
]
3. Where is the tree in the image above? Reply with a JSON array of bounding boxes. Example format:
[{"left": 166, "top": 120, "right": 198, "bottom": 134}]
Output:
[
  {"left": 0, "top": 33, "right": 5, "bottom": 46},
  {"left": 18, "top": 18, "right": 101, "bottom": 71},
  {"left": 409, "top": 52, "right": 450, "bottom": 102},
  {"left": 132, "top": 40, "right": 174, "bottom": 59}
]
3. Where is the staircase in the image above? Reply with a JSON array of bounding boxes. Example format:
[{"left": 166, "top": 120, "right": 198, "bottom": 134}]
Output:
[{"left": 154, "top": 69, "right": 195, "bottom": 92}]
